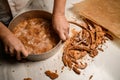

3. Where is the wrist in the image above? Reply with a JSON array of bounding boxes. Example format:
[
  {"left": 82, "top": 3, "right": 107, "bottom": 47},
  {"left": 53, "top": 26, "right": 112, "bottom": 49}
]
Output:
[{"left": 52, "top": 12, "right": 65, "bottom": 19}]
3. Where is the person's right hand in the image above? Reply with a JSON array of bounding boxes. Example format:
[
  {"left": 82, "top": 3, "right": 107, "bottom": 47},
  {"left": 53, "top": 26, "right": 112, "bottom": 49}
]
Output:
[
  {"left": 52, "top": 14, "right": 69, "bottom": 41},
  {"left": 0, "top": 22, "right": 28, "bottom": 60}
]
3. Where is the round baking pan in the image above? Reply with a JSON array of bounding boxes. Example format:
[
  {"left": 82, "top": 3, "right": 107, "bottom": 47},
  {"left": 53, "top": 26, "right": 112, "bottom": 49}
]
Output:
[{"left": 8, "top": 10, "right": 62, "bottom": 61}]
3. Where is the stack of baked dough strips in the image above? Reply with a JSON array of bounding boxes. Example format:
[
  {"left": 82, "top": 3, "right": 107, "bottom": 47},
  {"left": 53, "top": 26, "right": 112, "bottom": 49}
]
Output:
[{"left": 62, "top": 19, "right": 111, "bottom": 74}]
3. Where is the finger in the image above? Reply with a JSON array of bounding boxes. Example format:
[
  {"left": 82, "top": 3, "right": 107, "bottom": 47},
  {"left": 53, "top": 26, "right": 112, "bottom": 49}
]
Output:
[
  {"left": 58, "top": 31, "right": 66, "bottom": 41},
  {"left": 21, "top": 48, "right": 28, "bottom": 58},
  {"left": 9, "top": 48, "right": 14, "bottom": 56},
  {"left": 16, "top": 52, "right": 21, "bottom": 60},
  {"left": 10, "top": 48, "right": 14, "bottom": 53},
  {"left": 65, "top": 27, "right": 69, "bottom": 39},
  {"left": 64, "top": 32, "right": 69, "bottom": 40},
  {"left": 5, "top": 46, "right": 8, "bottom": 54}
]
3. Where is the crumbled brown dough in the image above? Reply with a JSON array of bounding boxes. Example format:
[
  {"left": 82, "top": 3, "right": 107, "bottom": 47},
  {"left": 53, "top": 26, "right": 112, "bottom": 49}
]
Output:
[
  {"left": 73, "top": 66, "right": 81, "bottom": 74},
  {"left": 105, "top": 33, "right": 114, "bottom": 40},
  {"left": 61, "top": 66, "right": 64, "bottom": 70},
  {"left": 89, "top": 75, "right": 93, "bottom": 80},
  {"left": 45, "top": 70, "right": 59, "bottom": 80},
  {"left": 63, "top": 18, "right": 112, "bottom": 75},
  {"left": 13, "top": 18, "right": 59, "bottom": 54},
  {"left": 24, "top": 78, "right": 32, "bottom": 80},
  {"left": 55, "top": 70, "right": 57, "bottom": 73},
  {"left": 61, "top": 66, "right": 64, "bottom": 73},
  {"left": 98, "top": 48, "right": 104, "bottom": 52},
  {"left": 78, "top": 62, "right": 87, "bottom": 69}
]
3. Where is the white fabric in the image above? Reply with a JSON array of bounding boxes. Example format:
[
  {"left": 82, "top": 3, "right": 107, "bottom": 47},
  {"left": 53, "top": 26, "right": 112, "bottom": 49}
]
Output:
[
  {"left": 8, "top": 0, "right": 30, "bottom": 16},
  {"left": 8, "top": 0, "right": 54, "bottom": 16}
]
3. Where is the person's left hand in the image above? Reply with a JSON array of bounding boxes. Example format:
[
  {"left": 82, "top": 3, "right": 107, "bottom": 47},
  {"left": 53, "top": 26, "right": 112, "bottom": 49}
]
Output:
[{"left": 52, "top": 14, "right": 69, "bottom": 41}]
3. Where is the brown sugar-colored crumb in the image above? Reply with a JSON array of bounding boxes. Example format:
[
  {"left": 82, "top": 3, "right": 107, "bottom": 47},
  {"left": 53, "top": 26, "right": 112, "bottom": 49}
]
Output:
[
  {"left": 89, "top": 49, "right": 98, "bottom": 58},
  {"left": 61, "top": 66, "right": 64, "bottom": 70},
  {"left": 24, "top": 78, "right": 32, "bottom": 80},
  {"left": 55, "top": 70, "right": 57, "bottom": 73},
  {"left": 98, "top": 47, "right": 104, "bottom": 52},
  {"left": 73, "top": 66, "right": 81, "bottom": 74},
  {"left": 45, "top": 70, "right": 59, "bottom": 80},
  {"left": 89, "top": 75, "right": 93, "bottom": 80},
  {"left": 61, "top": 66, "right": 64, "bottom": 73},
  {"left": 61, "top": 70, "right": 63, "bottom": 73}
]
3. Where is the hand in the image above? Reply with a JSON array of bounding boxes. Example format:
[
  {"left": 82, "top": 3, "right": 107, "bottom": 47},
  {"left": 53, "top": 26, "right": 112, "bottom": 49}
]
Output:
[
  {"left": 0, "top": 22, "right": 28, "bottom": 60},
  {"left": 52, "top": 14, "right": 69, "bottom": 41},
  {"left": 2, "top": 33, "right": 28, "bottom": 60}
]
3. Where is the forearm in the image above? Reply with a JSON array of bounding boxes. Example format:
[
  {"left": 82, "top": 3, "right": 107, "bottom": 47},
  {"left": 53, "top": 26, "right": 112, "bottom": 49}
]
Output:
[
  {"left": 53, "top": 0, "right": 66, "bottom": 15},
  {"left": 0, "top": 22, "right": 28, "bottom": 60},
  {"left": 0, "top": 22, "right": 11, "bottom": 39},
  {"left": 52, "top": 0, "right": 69, "bottom": 41}
]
